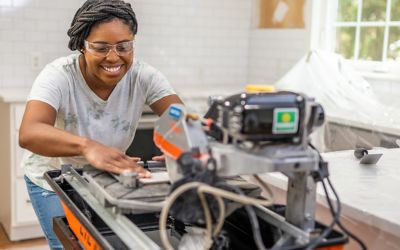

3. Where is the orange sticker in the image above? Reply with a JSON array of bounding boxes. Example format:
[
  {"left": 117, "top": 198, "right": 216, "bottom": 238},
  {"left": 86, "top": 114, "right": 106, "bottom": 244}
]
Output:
[
  {"left": 154, "top": 132, "right": 183, "bottom": 160},
  {"left": 61, "top": 202, "right": 102, "bottom": 250}
]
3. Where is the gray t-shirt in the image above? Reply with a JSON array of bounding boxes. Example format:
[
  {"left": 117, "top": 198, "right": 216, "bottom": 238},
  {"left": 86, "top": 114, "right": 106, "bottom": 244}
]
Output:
[{"left": 22, "top": 53, "right": 175, "bottom": 190}]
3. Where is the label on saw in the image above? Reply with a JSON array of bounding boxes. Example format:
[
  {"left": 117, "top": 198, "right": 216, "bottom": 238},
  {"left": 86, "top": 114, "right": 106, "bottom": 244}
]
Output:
[
  {"left": 273, "top": 108, "right": 299, "bottom": 134},
  {"left": 169, "top": 106, "right": 183, "bottom": 120}
]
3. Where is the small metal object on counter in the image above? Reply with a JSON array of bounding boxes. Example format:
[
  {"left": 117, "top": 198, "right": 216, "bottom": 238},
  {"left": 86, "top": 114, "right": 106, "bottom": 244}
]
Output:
[
  {"left": 119, "top": 171, "right": 139, "bottom": 188},
  {"left": 109, "top": 171, "right": 139, "bottom": 189},
  {"left": 61, "top": 164, "right": 73, "bottom": 174},
  {"left": 354, "top": 148, "right": 368, "bottom": 159},
  {"left": 354, "top": 148, "right": 383, "bottom": 165},
  {"left": 109, "top": 161, "right": 166, "bottom": 188},
  {"left": 359, "top": 154, "right": 383, "bottom": 165}
]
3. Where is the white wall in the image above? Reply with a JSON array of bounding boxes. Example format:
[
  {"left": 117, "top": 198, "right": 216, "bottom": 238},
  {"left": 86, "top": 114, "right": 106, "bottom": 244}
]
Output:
[
  {"left": 247, "top": 0, "right": 312, "bottom": 85},
  {"left": 0, "top": 0, "right": 314, "bottom": 96},
  {"left": 2, "top": 0, "right": 394, "bottom": 106},
  {"left": 0, "top": 0, "right": 253, "bottom": 94},
  {"left": 247, "top": 29, "right": 309, "bottom": 84},
  {"left": 135, "top": 0, "right": 252, "bottom": 92},
  {"left": 0, "top": 0, "right": 78, "bottom": 89}
]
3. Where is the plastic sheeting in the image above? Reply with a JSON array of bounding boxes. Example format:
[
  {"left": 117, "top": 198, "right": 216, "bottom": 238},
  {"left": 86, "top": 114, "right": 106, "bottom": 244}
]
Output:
[{"left": 275, "top": 50, "right": 400, "bottom": 152}]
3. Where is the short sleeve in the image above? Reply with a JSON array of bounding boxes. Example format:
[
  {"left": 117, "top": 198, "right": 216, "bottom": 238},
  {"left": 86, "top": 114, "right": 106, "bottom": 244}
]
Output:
[
  {"left": 139, "top": 63, "right": 176, "bottom": 105},
  {"left": 27, "top": 64, "right": 67, "bottom": 111}
]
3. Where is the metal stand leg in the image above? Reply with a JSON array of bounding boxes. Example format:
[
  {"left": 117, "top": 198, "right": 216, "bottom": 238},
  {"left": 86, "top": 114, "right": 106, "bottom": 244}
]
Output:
[{"left": 286, "top": 172, "right": 316, "bottom": 233}]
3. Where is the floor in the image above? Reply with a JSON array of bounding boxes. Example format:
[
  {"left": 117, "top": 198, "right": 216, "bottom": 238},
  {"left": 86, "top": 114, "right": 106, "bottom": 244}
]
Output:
[{"left": 0, "top": 225, "right": 49, "bottom": 250}]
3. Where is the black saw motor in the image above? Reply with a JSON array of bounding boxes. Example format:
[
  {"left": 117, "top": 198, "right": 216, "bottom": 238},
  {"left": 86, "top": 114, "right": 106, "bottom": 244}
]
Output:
[{"left": 205, "top": 91, "right": 325, "bottom": 145}]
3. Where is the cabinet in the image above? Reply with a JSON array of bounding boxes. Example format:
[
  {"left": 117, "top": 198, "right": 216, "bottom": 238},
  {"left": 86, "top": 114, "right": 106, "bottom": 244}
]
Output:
[{"left": 0, "top": 91, "right": 43, "bottom": 241}]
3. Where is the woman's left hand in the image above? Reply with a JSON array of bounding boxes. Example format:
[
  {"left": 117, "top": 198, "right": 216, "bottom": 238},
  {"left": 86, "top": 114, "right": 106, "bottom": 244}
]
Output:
[{"left": 152, "top": 155, "right": 165, "bottom": 161}]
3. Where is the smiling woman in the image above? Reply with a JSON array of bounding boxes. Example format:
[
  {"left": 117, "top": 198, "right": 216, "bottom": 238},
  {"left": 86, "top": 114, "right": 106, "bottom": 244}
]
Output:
[
  {"left": 79, "top": 18, "right": 136, "bottom": 99},
  {"left": 17, "top": 0, "right": 183, "bottom": 249}
]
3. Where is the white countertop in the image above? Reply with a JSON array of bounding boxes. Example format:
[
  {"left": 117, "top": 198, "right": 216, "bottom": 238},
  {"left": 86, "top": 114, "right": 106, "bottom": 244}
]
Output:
[
  {"left": 259, "top": 148, "right": 400, "bottom": 238},
  {"left": 0, "top": 88, "right": 30, "bottom": 103}
]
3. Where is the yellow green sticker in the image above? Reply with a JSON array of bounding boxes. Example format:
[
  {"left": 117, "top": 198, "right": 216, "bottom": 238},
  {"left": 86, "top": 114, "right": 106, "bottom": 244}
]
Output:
[{"left": 273, "top": 108, "right": 299, "bottom": 134}]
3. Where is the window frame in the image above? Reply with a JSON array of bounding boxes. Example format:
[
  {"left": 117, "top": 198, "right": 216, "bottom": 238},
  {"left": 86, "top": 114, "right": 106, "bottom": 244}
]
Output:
[{"left": 314, "top": 0, "right": 400, "bottom": 81}]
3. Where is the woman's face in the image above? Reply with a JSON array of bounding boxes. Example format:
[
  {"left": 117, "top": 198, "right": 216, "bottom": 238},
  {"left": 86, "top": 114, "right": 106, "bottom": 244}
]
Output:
[{"left": 81, "top": 18, "right": 135, "bottom": 91}]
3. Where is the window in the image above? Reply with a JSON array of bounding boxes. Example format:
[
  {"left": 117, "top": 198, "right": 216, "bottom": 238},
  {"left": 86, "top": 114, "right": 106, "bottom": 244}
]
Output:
[{"left": 333, "top": 0, "right": 400, "bottom": 63}]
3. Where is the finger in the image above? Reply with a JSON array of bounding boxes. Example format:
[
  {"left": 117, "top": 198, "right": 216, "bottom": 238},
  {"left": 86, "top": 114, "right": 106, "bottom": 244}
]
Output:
[
  {"left": 116, "top": 159, "right": 150, "bottom": 176},
  {"left": 102, "top": 163, "right": 125, "bottom": 174},
  {"left": 100, "top": 154, "right": 149, "bottom": 176},
  {"left": 138, "top": 169, "right": 152, "bottom": 178},
  {"left": 110, "top": 153, "right": 139, "bottom": 167},
  {"left": 106, "top": 163, "right": 150, "bottom": 177},
  {"left": 129, "top": 165, "right": 151, "bottom": 178},
  {"left": 127, "top": 156, "right": 141, "bottom": 162},
  {"left": 120, "top": 166, "right": 151, "bottom": 178},
  {"left": 152, "top": 155, "right": 165, "bottom": 161}
]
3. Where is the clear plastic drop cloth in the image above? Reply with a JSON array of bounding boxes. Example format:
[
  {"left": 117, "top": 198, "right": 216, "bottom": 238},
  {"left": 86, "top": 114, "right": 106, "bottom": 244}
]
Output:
[{"left": 275, "top": 50, "right": 400, "bottom": 152}]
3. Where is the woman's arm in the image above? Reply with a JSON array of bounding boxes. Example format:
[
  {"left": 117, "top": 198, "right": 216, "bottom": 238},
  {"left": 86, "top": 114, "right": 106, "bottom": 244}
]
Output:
[
  {"left": 19, "top": 100, "right": 85, "bottom": 156},
  {"left": 150, "top": 94, "right": 183, "bottom": 116},
  {"left": 19, "top": 100, "right": 149, "bottom": 176}
]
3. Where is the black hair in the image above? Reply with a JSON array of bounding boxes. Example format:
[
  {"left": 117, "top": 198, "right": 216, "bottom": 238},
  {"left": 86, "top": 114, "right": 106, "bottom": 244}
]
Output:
[{"left": 67, "top": 0, "right": 138, "bottom": 51}]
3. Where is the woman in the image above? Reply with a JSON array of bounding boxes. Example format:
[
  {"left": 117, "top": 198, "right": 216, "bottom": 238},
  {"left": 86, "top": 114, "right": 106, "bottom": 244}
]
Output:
[{"left": 19, "top": 0, "right": 182, "bottom": 249}]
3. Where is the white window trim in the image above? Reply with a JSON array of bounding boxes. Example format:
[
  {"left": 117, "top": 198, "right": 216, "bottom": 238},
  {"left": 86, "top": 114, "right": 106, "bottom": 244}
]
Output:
[{"left": 311, "top": 0, "right": 400, "bottom": 82}]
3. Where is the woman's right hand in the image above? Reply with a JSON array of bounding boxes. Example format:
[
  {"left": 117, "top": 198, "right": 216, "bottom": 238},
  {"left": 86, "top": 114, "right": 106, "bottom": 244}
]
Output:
[{"left": 82, "top": 139, "right": 151, "bottom": 178}]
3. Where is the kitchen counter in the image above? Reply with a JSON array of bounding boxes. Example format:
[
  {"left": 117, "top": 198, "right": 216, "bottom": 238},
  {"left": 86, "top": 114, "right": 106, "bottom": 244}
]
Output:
[
  {"left": 259, "top": 147, "right": 400, "bottom": 249},
  {"left": 0, "top": 89, "right": 30, "bottom": 103}
]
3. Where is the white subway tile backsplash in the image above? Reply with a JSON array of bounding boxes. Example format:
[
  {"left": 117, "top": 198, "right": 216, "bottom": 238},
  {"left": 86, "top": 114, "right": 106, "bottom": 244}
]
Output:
[
  {"left": 0, "top": 0, "right": 244, "bottom": 90},
  {"left": 0, "top": 6, "right": 13, "bottom": 15},
  {"left": 0, "top": 16, "right": 12, "bottom": 27},
  {"left": 24, "top": 30, "right": 47, "bottom": 42},
  {"left": 0, "top": 41, "right": 15, "bottom": 53},
  {"left": 247, "top": 28, "right": 309, "bottom": 83},
  {"left": 46, "top": 32, "right": 69, "bottom": 43},
  {"left": 13, "top": 18, "right": 36, "bottom": 31},
  {"left": 0, "top": 29, "right": 24, "bottom": 41},
  {"left": 0, "top": 0, "right": 12, "bottom": 7},
  {"left": 0, "top": 0, "right": 307, "bottom": 97},
  {"left": 12, "top": 0, "right": 31, "bottom": 7},
  {"left": 23, "top": 8, "right": 48, "bottom": 20}
]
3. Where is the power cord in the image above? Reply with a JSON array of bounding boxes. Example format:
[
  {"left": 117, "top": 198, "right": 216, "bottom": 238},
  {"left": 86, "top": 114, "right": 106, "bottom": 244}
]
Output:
[
  {"left": 305, "top": 173, "right": 342, "bottom": 249},
  {"left": 309, "top": 143, "right": 367, "bottom": 250},
  {"left": 217, "top": 181, "right": 268, "bottom": 250},
  {"left": 159, "top": 181, "right": 273, "bottom": 250},
  {"left": 325, "top": 177, "right": 367, "bottom": 250},
  {"left": 159, "top": 143, "right": 367, "bottom": 250}
]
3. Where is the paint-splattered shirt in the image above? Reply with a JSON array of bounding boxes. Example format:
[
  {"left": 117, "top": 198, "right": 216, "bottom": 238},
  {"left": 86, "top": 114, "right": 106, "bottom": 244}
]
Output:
[{"left": 22, "top": 53, "right": 175, "bottom": 190}]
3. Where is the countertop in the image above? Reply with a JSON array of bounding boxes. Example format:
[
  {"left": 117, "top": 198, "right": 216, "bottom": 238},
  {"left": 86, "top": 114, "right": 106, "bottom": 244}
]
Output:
[
  {"left": 0, "top": 89, "right": 30, "bottom": 103},
  {"left": 259, "top": 147, "right": 400, "bottom": 238}
]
